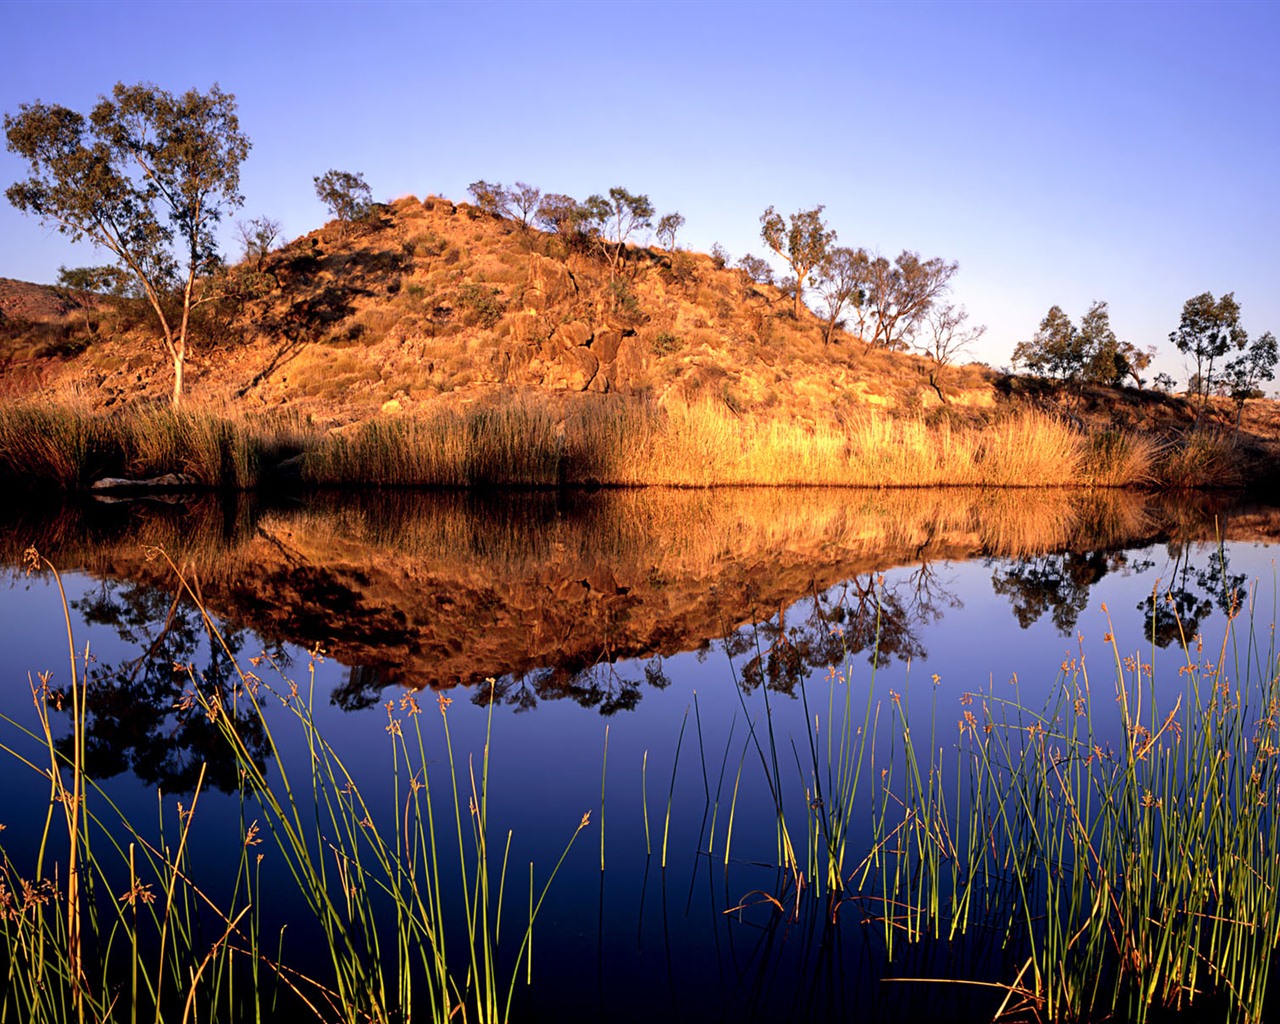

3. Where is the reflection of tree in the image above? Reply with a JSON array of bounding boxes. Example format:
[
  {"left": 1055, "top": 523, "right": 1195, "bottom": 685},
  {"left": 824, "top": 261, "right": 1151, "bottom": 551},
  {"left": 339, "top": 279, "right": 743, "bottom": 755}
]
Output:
[
  {"left": 476, "top": 655, "right": 672, "bottom": 716},
  {"left": 64, "top": 579, "right": 276, "bottom": 793},
  {"left": 733, "top": 567, "right": 957, "bottom": 696},
  {"left": 991, "top": 543, "right": 1246, "bottom": 649},
  {"left": 990, "top": 551, "right": 1120, "bottom": 633},
  {"left": 1138, "top": 543, "right": 1246, "bottom": 649},
  {"left": 330, "top": 664, "right": 389, "bottom": 712}
]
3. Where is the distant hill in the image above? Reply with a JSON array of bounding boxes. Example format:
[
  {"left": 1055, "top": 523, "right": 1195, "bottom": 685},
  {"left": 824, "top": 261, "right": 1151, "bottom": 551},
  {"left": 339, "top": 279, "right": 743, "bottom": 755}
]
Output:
[{"left": 0, "top": 276, "right": 73, "bottom": 322}]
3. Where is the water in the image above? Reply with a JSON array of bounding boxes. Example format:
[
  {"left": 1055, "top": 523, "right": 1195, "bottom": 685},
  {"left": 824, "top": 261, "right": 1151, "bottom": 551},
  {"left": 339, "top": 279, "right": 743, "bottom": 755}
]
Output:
[{"left": 1, "top": 487, "right": 1277, "bottom": 1021}]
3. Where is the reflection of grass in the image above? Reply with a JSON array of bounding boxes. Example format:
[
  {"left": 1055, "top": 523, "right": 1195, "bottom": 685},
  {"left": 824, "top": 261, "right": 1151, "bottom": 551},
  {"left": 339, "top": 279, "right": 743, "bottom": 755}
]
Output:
[
  {"left": 708, "top": 575, "right": 1280, "bottom": 1023},
  {"left": 0, "top": 552, "right": 587, "bottom": 1023},
  {"left": 0, "top": 487, "right": 1169, "bottom": 591}
]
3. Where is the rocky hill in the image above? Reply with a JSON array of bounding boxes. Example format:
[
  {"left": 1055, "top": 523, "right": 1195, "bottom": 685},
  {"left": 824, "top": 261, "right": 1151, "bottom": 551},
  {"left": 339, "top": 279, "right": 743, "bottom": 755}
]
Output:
[
  {"left": 1, "top": 195, "right": 999, "bottom": 423},
  {"left": 3, "top": 193, "right": 1280, "bottom": 475}
]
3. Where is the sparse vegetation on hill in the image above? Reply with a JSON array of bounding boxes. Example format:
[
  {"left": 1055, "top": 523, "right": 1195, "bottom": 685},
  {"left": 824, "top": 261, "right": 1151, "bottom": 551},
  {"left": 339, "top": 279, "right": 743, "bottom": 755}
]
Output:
[
  {"left": 0, "top": 188, "right": 1001, "bottom": 422},
  {"left": 2, "top": 172, "right": 1280, "bottom": 489}
]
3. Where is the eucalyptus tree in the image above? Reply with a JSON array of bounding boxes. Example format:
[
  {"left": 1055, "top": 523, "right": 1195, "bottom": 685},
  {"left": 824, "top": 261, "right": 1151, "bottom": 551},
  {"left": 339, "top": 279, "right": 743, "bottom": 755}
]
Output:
[
  {"left": 235, "top": 215, "right": 282, "bottom": 269},
  {"left": 1170, "top": 291, "right": 1248, "bottom": 414},
  {"left": 759, "top": 205, "right": 835, "bottom": 318},
  {"left": 655, "top": 211, "right": 684, "bottom": 251},
  {"left": 582, "top": 186, "right": 654, "bottom": 275},
  {"left": 508, "top": 181, "right": 542, "bottom": 229},
  {"left": 535, "top": 193, "right": 585, "bottom": 234},
  {"left": 1013, "top": 304, "right": 1085, "bottom": 380},
  {"left": 5, "top": 81, "right": 251, "bottom": 403},
  {"left": 813, "top": 245, "right": 866, "bottom": 346},
  {"left": 55, "top": 264, "right": 129, "bottom": 337},
  {"left": 736, "top": 253, "right": 775, "bottom": 286},
  {"left": 860, "top": 250, "right": 958, "bottom": 351},
  {"left": 1223, "top": 330, "right": 1278, "bottom": 427},
  {"left": 313, "top": 168, "right": 372, "bottom": 233},
  {"left": 466, "top": 179, "right": 510, "bottom": 218},
  {"left": 1014, "top": 301, "right": 1149, "bottom": 389},
  {"left": 919, "top": 302, "right": 986, "bottom": 369}
]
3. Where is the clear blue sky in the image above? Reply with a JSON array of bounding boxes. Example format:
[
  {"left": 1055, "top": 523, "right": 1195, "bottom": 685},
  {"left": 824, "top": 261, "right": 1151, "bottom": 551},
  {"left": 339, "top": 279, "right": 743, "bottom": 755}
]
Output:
[{"left": 2, "top": 0, "right": 1277, "bottom": 381}]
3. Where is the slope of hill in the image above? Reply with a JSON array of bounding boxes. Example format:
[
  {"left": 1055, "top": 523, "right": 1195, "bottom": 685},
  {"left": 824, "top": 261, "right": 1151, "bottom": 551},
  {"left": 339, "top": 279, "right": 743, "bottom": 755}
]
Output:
[
  {"left": 2, "top": 193, "right": 1279, "bottom": 489},
  {"left": 0, "top": 195, "right": 997, "bottom": 422}
]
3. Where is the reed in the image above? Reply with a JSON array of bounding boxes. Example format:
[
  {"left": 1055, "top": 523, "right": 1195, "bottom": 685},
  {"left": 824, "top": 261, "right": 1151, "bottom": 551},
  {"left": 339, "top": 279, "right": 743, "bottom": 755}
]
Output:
[
  {"left": 1152, "top": 428, "right": 1245, "bottom": 489},
  {"left": 302, "top": 397, "right": 564, "bottom": 488},
  {"left": 0, "top": 401, "right": 308, "bottom": 491},
  {"left": 707, "top": 566, "right": 1280, "bottom": 1023},
  {"left": 302, "top": 399, "right": 1156, "bottom": 489},
  {"left": 0, "top": 552, "right": 588, "bottom": 1023}
]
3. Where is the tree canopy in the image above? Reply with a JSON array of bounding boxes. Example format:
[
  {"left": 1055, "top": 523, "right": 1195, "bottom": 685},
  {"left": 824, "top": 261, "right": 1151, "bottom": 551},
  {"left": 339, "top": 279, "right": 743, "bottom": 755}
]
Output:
[
  {"left": 582, "top": 186, "right": 654, "bottom": 275},
  {"left": 466, "top": 179, "right": 510, "bottom": 218},
  {"left": 857, "top": 251, "right": 958, "bottom": 352},
  {"left": 313, "top": 168, "right": 372, "bottom": 231},
  {"left": 759, "top": 205, "right": 835, "bottom": 318},
  {"left": 1171, "top": 291, "right": 1248, "bottom": 414},
  {"left": 812, "top": 246, "right": 865, "bottom": 346},
  {"left": 1013, "top": 301, "right": 1148, "bottom": 388},
  {"left": 5, "top": 81, "right": 250, "bottom": 403}
]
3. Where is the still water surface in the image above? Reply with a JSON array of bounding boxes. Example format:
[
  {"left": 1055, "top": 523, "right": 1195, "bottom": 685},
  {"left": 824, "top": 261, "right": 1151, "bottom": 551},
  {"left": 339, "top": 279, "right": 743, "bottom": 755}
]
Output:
[{"left": 1, "top": 487, "right": 1278, "bottom": 1021}]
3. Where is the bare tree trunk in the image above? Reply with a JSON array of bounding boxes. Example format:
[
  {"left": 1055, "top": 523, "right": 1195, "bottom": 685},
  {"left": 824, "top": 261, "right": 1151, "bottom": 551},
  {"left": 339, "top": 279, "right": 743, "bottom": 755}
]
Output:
[{"left": 172, "top": 350, "right": 185, "bottom": 406}]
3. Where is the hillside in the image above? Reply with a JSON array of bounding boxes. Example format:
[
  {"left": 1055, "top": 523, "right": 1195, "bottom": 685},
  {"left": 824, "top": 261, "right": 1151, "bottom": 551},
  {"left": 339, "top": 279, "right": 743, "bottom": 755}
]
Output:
[
  {"left": 3, "top": 193, "right": 1280, "bottom": 488},
  {"left": 0, "top": 195, "right": 1000, "bottom": 421}
]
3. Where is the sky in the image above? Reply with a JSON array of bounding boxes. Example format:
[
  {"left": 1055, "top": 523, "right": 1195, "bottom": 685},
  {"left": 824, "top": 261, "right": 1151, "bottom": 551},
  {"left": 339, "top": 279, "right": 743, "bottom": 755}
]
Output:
[{"left": 1, "top": 0, "right": 1277, "bottom": 381}]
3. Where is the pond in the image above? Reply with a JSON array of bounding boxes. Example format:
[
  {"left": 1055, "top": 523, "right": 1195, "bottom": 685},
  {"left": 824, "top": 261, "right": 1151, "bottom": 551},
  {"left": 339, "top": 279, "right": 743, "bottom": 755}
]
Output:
[{"left": 2, "top": 486, "right": 1279, "bottom": 1023}]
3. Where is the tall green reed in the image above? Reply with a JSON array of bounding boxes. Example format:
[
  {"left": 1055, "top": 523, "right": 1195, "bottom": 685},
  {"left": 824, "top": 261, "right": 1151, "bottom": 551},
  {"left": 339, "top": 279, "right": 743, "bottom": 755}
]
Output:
[
  {"left": 700, "top": 570, "right": 1280, "bottom": 1023},
  {"left": 0, "top": 551, "right": 589, "bottom": 1023}
]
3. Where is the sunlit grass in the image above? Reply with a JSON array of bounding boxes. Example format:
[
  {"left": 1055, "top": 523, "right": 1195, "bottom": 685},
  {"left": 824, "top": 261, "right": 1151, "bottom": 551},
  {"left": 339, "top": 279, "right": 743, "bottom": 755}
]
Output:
[
  {"left": 0, "top": 393, "right": 1184, "bottom": 490},
  {"left": 0, "top": 401, "right": 307, "bottom": 491}
]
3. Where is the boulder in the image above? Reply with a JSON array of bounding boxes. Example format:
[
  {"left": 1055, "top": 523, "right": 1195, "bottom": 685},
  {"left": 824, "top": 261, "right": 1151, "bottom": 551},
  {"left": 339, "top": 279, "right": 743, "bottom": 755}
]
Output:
[
  {"left": 613, "top": 335, "right": 647, "bottom": 381},
  {"left": 525, "top": 253, "right": 577, "bottom": 310},
  {"left": 593, "top": 330, "right": 622, "bottom": 363},
  {"left": 91, "top": 472, "right": 197, "bottom": 492},
  {"left": 549, "top": 348, "right": 599, "bottom": 391},
  {"left": 510, "top": 311, "right": 548, "bottom": 345},
  {"left": 552, "top": 321, "right": 593, "bottom": 348}
]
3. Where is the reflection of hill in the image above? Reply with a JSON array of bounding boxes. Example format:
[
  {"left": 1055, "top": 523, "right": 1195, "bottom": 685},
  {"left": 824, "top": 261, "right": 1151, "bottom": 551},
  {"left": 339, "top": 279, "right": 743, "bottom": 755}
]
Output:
[{"left": 5, "top": 489, "right": 1278, "bottom": 703}]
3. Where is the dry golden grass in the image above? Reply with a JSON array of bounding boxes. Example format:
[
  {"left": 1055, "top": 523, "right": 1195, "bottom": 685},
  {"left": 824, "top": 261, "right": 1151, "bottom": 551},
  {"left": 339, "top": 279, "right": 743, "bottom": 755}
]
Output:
[
  {"left": 557, "top": 399, "right": 1148, "bottom": 488},
  {"left": 1151, "top": 428, "right": 1244, "bottom": 489},
  {"left": 0, "top": 400, "right": 308, "bottom": 490},
  {"left": 1, "top": 393, "right": 1163, "bottom": 491},
  {"left": 302, "top": 394, "right": 563, "bottom": 487}
]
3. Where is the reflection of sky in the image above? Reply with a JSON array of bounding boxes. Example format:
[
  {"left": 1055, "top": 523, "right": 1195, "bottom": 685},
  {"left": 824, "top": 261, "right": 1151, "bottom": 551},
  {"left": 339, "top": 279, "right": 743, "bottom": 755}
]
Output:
[{"left": 1, "top": 540, "right": 1277, "bottom": 1021}]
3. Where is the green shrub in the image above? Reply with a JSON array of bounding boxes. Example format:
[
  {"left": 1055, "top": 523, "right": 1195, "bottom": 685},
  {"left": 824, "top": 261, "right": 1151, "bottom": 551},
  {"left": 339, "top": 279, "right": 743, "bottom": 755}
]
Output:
[
  {"left": 457, "top": 284, "right": 507, "bottom": 329},
  {"left": 652, "top": 331, "right": 683, "bottom": 355}
]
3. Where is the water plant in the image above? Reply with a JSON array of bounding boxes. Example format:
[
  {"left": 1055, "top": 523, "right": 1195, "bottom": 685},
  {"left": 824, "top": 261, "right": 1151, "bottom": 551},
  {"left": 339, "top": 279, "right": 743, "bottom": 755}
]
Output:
[
  {"left": 0, "top": 551, "right": 589, "bottom": 1022},
  {"left": 708, "top": 569, "right": 1280, "bottom": 1023}
]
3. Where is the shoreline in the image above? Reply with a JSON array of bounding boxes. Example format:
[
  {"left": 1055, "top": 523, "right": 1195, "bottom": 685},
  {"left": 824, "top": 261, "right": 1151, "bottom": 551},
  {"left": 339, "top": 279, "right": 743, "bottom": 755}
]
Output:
[{"left": 1, "top": 394, "right": 1262, "bottom": 494}]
